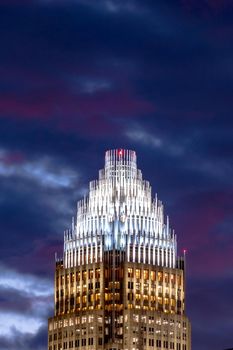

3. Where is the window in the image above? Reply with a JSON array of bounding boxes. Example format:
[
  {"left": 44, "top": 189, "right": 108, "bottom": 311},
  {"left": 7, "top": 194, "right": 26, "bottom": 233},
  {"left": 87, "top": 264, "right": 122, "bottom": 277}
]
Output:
[
  {"left": 135, "top": 269, "right": 141, "bottom": 279},
  {"left": 82, "top": 270, "right": 87, "bottom": 280},
  {"left": 128, "top": 268, "right": 133, "bottom": 278},
  {"left": 128, "top": 281, "right": 133, "bottom": 289},
  {"left": 128, "top": 292, "right": 133, "bottom": 301},
  {"left": 149, "top": 339, "right": 154, "bottom": 347},
  {"left": 95, "top": 268, "right": 100, "bottom": 279},
  {"left": 158, "top": 272, "right": 163, "bottom": 283},
  {"left": 150, "top": 270, "right": 156, "bottom": 281},
  {"left": 143, "top": 270, "right": 149, "bottom": 280}
]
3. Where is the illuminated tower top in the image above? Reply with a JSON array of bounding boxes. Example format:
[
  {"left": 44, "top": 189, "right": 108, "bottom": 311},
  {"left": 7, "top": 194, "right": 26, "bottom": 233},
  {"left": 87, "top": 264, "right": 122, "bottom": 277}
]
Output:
[
  {"left": 64, "top": 149, "right": 177, "bottom": 269},
  {"left": 102, "top": 149, "right": 138, "bottom": 180}
]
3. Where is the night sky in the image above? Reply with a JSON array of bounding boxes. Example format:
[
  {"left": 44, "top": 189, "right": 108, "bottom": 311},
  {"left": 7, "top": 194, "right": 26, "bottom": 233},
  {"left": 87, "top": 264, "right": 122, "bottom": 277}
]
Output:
[{"left": 0, "top": 1, "right": 233, "bottom": 349}]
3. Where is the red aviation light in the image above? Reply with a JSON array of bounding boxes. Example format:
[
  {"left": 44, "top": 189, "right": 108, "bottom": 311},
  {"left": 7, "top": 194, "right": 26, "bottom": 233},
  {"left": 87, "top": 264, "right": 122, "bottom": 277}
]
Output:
[{"left": 118, "top": 149, "right": 123, "bottom": 156}]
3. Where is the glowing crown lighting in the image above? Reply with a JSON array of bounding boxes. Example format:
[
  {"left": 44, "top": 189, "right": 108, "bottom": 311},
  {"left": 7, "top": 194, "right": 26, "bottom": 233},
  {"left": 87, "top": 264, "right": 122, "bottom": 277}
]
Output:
[{"left": 64, "top": 149, "right": 177, "bottom": 268}]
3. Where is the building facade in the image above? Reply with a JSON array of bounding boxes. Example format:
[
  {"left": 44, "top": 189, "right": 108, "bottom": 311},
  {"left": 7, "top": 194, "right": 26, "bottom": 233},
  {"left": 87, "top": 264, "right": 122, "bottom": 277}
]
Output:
[{"left": 48, "top": 149, "right": 191, "bottom": 350}]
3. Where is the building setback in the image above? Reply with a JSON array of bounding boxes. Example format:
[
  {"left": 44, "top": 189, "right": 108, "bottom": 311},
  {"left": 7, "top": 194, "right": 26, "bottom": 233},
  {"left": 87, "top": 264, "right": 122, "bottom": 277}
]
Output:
[{"left": 48, "top": 149, "right": 191, "bottom": 350}]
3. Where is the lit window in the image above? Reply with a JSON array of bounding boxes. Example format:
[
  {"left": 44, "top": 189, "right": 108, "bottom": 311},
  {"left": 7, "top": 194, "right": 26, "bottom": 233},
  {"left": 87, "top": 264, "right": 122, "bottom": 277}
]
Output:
[
  {"left": 135, "top": 269, "right": 141, "bottom": 279},
  {"left": 143, "top": 270, "right": 149, "bottom": 280},
  {"left": 128, "top": 268, "right": 133, "bottom": 278},
  {"left": 150, "top": 270, "right": 156, "bottom": 281}
]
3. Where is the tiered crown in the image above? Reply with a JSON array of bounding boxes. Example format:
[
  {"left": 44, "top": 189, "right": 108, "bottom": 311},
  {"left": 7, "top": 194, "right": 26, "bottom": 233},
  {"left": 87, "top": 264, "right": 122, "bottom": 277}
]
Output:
[{"left": 64, "top": 149, "right": 177, "bottom": 268}]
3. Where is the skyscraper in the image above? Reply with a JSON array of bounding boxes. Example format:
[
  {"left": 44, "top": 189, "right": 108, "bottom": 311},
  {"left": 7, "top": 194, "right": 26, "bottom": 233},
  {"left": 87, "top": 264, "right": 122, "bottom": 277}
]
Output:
[{"left": 48, "top": 149, "right": 191, "bottom": 350}]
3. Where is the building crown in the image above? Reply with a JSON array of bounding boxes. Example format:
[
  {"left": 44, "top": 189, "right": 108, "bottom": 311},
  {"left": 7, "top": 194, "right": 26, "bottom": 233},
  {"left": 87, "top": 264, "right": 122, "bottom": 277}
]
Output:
[{"left": 64, "top": 149, "right": 177, "bottom": 269}]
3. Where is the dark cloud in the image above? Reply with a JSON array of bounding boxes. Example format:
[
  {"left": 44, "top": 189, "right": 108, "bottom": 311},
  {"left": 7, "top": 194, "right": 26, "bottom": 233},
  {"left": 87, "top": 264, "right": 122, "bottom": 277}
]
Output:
[
  {"left": 187, "top": 276, "right": 233, "bottom": 350},
  {"left": 0, "top": 325, "right": 48, "bottom": 350},
  {"left": 0, "top": 265, "right": 53, "bottom": 348},
  {"left": 0, "top": 0, "right": 232, "bottom": 349},
  {"left": 0, "top": 287, "right": 32, "bottom": 313}
]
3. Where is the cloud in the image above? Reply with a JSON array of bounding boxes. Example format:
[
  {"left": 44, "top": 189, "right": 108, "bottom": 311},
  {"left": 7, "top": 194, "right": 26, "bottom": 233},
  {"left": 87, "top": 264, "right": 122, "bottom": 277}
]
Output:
[
  {"left": 125, "top": 125, "right": 185, "bottom": 156},
  {"left": 0, "top": 264, "right": 53, "bottom": 341},
  {"left": 0, "top": 146, "right": 83, "bottom": 276},
  {"left": 181, "top": 0, "right": 233, "bottom": 12},
  {"left": 0, "top": 149, "right": 77, "bottom": 189},
  {"left": 0, "top": 313, "right": 44, "bottom": 337},
  {"left": 0, "top": 1, "right": 232, "bottom": 350},
  {"left": 0, "top": 325, "right": 48, "bottom": 350},
  {"left": 97, "top": 0, "right": 143, "bottom": 14},
  {"left": 186, "top": 156, "right": 233, "bottom": 184},
  {"left": 188, "top": 275, "right": 233, "bottom": 350},
  {"left": 172, "top": 189, "right": 233, "bottom": 277},
  {"left": 126, "top": 128, "right": 162, "bottom": 148},
  {"left": 36, "top": 0, "right": 145, "bottom": 15},
  {"left": 0, "top": 264, "right": 53, "bottom": 297},
  {"left": 70, "top": 76, "right": 113, "bottom": 94}
]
